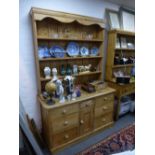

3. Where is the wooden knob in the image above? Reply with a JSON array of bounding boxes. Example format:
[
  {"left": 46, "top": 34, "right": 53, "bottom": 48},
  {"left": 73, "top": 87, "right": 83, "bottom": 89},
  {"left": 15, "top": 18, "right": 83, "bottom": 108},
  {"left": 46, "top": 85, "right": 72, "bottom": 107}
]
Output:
[
  {"left": 86, "top": 103, "right": 89, "bottom": 107},
  {"left": 64, "top": 121, "right": 68, "bottom": 126},
  {"left": 103, "top": 106, "right": 108, "bottom": 110},
  {"left": 80, "top": 120, "right": 84, "bottom": 124},
  {"left": 62, "top": 109, "right": 66, "bottom": 114},
  {"left": 104, "top": 97, "right": 108, "bottom": 101},
  {"left": 102, "top": 118, "right": 106, "bottom": 122},
  {"left": 64, "top": 134, "right": 69, "bottom": 139}
]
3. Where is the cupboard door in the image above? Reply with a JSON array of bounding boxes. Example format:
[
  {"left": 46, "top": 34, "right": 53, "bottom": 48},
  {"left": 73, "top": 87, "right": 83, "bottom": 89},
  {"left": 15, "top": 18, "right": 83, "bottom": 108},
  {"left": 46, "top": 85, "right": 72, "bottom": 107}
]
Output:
[
  {"left": 79, "top": 100, "right": 94, "bottom": 135},
  {"left": 80, "top": 109, "right": 94, "bottom": 135}
]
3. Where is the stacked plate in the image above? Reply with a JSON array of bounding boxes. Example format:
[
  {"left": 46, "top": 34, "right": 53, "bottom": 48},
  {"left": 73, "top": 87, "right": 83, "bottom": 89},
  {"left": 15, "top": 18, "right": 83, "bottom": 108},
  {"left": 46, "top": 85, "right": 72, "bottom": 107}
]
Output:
[
  {"left": 38, "top": 46, "right": 51, "bottom": 59},
  {"left": 49, "top": 45, "right": 65, "bottom": 58}
]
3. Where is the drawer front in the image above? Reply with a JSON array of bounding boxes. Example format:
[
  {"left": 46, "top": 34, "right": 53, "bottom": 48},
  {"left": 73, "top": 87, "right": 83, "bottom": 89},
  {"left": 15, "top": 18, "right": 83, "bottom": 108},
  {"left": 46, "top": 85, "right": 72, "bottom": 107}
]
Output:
[
  {"left": 94, "top": 113, "right": 113, "bottom": 129},
  {"left": 52, "top": 127, "right": 78, "bottom": 147},
  {"left": 51, "top": 113, "right": 79, "bottom": 134},
  {"left": 50, "top": 103, "right": 78, "bottom": 120},
  {"left": 95, "top": 94, "right": 114, "bottom": 108},
  {"left": 80, "top": 100, "right": 94, "bottom": 109},
  {"left": 95, "top": 102, "right": 113, "bottom": 118},
  {"left": 120, "top": 84, "right": 135, "bottom": 95}
]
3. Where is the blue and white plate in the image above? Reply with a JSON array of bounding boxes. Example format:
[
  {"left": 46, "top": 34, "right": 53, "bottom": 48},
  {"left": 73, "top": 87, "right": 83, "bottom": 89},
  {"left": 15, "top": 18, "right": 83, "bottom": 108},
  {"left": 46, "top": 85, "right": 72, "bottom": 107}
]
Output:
[
  {"left": 90, "top": 47, "right": 99, "bottom": 56},
  {"left": 43, "top": 46, "right": 51, "bottom": 58},
  {"left": 38, "top": 47, "right": 45, "bottom": 59},
  {"left": 50, "top": 45, "right": 65, "bottom": 58},
  {"left": 38, "top": 46, "right": 51, "bottom": 59},
  {"left": 66, "top": 42, "right": 79, "bottom": 57},
  {"left": 80, "top": 46, "right": 89, "bottom": 57}
]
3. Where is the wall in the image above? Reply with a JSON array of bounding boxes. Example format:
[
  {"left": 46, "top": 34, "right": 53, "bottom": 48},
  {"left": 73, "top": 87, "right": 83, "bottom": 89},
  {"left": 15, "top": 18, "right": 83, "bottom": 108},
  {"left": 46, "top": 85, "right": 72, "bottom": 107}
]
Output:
[{"left": 19, "top": 0, "right": 119, "bottom": 129}]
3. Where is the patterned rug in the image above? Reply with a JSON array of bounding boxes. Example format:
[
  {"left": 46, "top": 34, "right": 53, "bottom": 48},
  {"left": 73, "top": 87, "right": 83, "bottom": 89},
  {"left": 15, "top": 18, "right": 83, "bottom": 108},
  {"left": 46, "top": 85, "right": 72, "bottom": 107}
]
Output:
[{"left": 77, "top": 124, "right": 135, "bottom": 155}]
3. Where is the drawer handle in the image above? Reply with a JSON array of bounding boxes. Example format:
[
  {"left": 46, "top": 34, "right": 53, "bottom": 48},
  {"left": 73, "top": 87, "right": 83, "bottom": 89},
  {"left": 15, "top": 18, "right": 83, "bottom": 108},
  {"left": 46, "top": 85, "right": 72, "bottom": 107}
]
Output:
[
  {"left": 86, "top": 103, "right": 90, "bottom": 107},
  {"left": 80, "top": 120, "right": 84, "bottom": 124},
  {"left": 102, "top": 118, "right": 106, "bottom": 122},
  {"left": 64, "top": 134, "right": 69, "bottom": 139},
  {"left": 62, "top": 109, "right": 66, "bottom": 114},
  {"left": 102, "top": 106, "right": 108, "bottom": 110},
  {"left": 104, "top": 97, "right": 108, "bottom": 101},
  {"left": 64, "top": 121, "right": 68, "bottom": 126}
]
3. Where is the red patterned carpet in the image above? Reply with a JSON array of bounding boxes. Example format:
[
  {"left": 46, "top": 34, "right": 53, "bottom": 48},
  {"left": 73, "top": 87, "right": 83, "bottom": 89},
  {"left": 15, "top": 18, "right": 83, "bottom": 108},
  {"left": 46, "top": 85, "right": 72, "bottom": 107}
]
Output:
[{"left": 77, "top": 124, "right": 135, "bottom": 155}]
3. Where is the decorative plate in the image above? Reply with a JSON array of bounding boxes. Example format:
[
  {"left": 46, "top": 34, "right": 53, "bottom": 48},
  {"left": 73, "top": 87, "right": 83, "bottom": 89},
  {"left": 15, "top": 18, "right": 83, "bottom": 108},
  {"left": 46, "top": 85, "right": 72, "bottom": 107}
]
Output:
[
  {"left": 43, "top": 46, "right": 51, "bottom": 58},
  {"left": 80, "top": 46, "right": 89, "bottom": 57},
  {"left": 66, "top": 42, "right": 79, "bottom": 57},
  {"left": 50, "top": 45, "right": 65, "bottom": 58},
  {"left": 90, "top": 47, "right": 99, "bottom": 56},
  {"left": 38, "top": 47, "right": 45, "bottom": 59}
]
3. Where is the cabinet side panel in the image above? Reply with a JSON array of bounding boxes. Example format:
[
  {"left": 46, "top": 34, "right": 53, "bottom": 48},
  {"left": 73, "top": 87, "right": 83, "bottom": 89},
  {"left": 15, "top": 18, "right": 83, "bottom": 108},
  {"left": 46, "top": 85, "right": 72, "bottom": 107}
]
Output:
[
  {"left": 31, "top": 14, "right": 41, "bottom": 93},
  {"left": 105, "top": 32, "right": 116, "bottom": 81}
]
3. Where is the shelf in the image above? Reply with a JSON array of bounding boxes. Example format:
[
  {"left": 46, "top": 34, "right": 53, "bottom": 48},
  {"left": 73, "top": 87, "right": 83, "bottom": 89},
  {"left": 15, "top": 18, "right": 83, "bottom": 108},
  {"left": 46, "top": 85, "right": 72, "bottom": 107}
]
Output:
[
  {"left": 37, "top": 36, "right": 103, "bottom": 42},
  {"left": 40, "top": 71, "right": 101, "bottom": 82},
  {"left": 111, "top": 78, "right": 135, "bottom": 84},
  {"left": 112, "top": 64, "right": 134, "bottom": 68},
  {"left": 39, "top": 56, "right": 102, "bottom": 61},
  {"left": 109, "top": 29, "right": 135, "bottom": 36},
  {"left": 115, "top": 48, "right": 135, "bottom": 51}
]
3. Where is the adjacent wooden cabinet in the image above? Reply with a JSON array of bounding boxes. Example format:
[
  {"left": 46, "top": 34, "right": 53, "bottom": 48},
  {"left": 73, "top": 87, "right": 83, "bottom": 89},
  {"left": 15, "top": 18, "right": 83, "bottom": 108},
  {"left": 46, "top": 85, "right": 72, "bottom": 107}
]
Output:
[{"left": 105, "top": 29, "right": 135, "bottom": 120}]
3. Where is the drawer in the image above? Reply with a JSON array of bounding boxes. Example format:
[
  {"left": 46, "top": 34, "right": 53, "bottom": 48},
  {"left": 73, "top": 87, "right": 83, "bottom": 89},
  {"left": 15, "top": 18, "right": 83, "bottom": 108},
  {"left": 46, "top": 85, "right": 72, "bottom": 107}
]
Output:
[
  {"left": 121, "top": 84, "right": 135, "bottom": 95},
  {"left": 51, "top": 113, "right": 79, "bottom": 134},
  {"left": 94, "top": 112, "right": 113, "bottom": 129},
  {"left": 50, "top": 103, "right": 78, "bottom": 120},
  {"left": 95, "top": 102, "right": 113, "bottom": 117},
  {"left": 52, "top": 127, "right": 78, "bottom": 147},
  {"left": 95, "top": 94, "right": 114, "bottom": 108},
  {"left": 80, "top": 100, "right": 94, "bottom": 109}
]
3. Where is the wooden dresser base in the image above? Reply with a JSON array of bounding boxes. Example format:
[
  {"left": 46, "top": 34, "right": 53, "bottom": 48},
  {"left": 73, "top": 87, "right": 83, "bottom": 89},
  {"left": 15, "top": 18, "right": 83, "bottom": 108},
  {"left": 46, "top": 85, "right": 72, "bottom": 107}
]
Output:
[{"left": 39, "top": 87, "right": 115, "bottom": 154}]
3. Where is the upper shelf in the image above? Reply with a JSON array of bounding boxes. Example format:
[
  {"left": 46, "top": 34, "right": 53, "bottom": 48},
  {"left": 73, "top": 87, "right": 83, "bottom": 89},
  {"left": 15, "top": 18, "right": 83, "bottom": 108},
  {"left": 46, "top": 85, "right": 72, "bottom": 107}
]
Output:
[
  {"left": 115, "top": 48, "right": 135, "bottom": 51},
  {"left": 112, "top": 64, "right": 134, "bottom": 68},
  {"left": 39, "top": 56, "right": 102, "bottom": 62},
  {"left": 30, "top": 7, "right": 105, "bottom": 28},
  {"left": 109, "top": 29, "right": 135, "bottom": 36},
  {"left": 37, "top": 36, "right": 104, "bottom": 42}
]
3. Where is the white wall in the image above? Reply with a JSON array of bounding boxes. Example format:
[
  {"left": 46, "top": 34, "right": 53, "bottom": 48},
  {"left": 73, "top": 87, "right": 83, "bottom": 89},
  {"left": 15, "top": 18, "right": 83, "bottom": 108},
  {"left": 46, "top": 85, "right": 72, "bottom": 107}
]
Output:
[{"left": 19, "top": 0, "right": 119, "bottom": 129}]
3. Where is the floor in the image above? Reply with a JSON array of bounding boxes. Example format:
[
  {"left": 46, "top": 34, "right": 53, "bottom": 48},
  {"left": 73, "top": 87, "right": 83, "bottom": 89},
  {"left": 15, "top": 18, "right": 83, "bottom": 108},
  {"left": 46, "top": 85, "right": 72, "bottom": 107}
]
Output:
[{"left": 56, "top": 113, "right": 135, "bottom": 155}]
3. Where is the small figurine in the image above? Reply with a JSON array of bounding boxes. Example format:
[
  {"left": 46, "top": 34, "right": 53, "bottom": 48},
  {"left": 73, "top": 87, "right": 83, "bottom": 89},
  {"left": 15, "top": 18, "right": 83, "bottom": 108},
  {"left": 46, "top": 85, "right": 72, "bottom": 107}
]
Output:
[
  {"left": 73, "top": 65, "right": 78, "bottom": 75},
  {"left": 72, "top": 91, "right": 77, "bottom": 100},
  {"left": 75, "top": 86, "right": 81, "bottom": 97},
  {"left": 45, "top": 81, "right": 56, "bottom": 105},
  {"left": 78, "top": 64, "right": 92, "bottom": 73},
  {"left": 44, "top": 67, "right": 51, "bottom": 79},
  {"left": 64, "top": 75, "right": 75, "bottom": 100},
  {"left": 55, "top": 79, "right": 65, "bottom": 103},
  {"left": 84, "top": 64, "right": 91, "bottom": 72},
  {"left": 78, "top": 65, "right": 85, "bottom": 73},
  {"left": 52, "top": 68, "right": 58, "bottom": 82}
]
